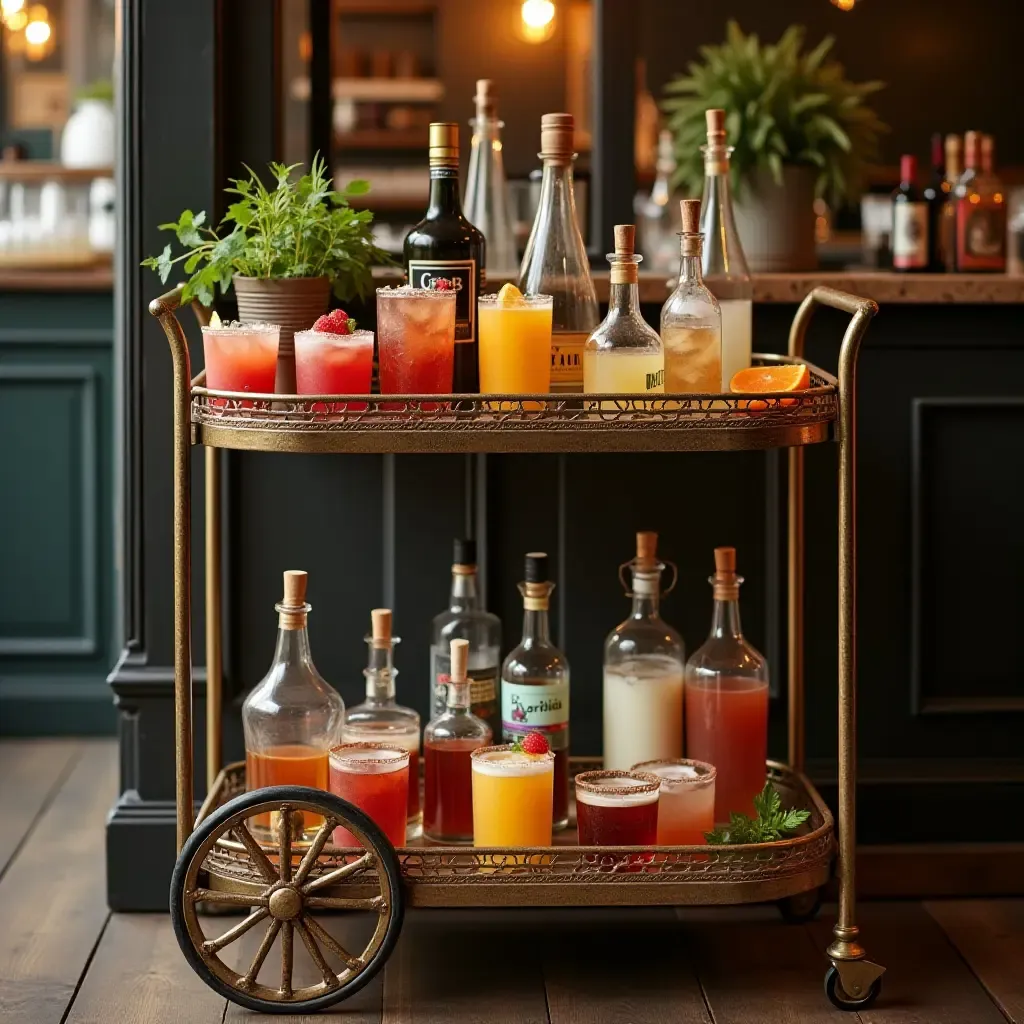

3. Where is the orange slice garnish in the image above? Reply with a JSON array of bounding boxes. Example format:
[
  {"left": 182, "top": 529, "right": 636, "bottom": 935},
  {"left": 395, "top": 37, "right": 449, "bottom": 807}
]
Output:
[{"left": 730, "top": 364, "right": 810, "bottom": 410}]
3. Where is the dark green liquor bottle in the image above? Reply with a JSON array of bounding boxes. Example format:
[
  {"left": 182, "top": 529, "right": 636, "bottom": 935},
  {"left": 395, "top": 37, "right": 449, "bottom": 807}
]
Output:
[{"left": 404, "top": 122, "right": 485, "bottom": 393}]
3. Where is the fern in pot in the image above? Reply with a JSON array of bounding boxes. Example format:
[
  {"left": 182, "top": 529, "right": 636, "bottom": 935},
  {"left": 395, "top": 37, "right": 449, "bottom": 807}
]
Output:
[
  {"left": 144, "top": 156, "right": 390, "bottom": 390},
  {"left": 663, "top": 22, "right": 886, "bottom": 271}
]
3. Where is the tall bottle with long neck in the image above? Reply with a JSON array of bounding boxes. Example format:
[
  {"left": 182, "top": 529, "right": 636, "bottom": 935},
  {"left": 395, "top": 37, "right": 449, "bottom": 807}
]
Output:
[
  {"left": 700, "top": 109, "right": 752, "bottom": 388},
  {"left": 429, "top": 539, "right": 501, "bottom": 738},
  {"left": 519, "top": 112, "right": 599, "bottom": 394},
  {"left": 684, "top": 547, "right": 768, "bottom": 822},
  {"left": 501, "top": 552, "right": 570, "bottom": 829},
  {"left": 242, "top": 570, "right": 345, "bottom": 839},
  {"left": 603, "top": 532, "right": 685, "bottom": 770},
  {"left": 940, "top": 134, "right": 963, "bottom": 272},
  {"left": 405, "top": 122, "right": 485, "bottom": 392},
  {"left": 638, "top": 129, "right": 680, "bottom": 274},
  {"left": 464, "top": 79, "right": 517, "bottom": 276}
]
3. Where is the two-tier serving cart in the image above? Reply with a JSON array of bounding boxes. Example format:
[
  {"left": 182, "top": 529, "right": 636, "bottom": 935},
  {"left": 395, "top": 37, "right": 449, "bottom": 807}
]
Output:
[{"left": 151, "top": 284, "right": 886, "bottom": 1014}]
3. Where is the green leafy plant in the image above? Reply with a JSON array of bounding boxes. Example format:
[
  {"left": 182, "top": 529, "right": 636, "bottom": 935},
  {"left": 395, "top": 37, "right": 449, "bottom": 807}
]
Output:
[
  {"left": 663, "top": 21, "right": 887, "bottom": 206},
  {"left": 142, "top": 156, "right": 392, "bottom": 306},
  {"left": 704, "top": 782, "right": 811, "bottom": 845}
]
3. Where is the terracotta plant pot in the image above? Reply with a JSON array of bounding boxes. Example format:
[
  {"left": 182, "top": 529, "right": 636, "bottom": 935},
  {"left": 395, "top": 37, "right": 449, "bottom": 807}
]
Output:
[
  {"left": 233, "top": 275, "right": 331, "bottom": 393},
  {"left": 732, "top": 165, "right": 818, "bottom": 272}
]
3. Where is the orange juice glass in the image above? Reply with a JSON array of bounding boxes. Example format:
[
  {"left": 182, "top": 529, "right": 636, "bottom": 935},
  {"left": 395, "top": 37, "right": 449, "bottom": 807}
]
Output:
[
  {"left": 471, "top": 744, "right": 554, "bottom": 846},
  {"left": 478, "top": 293, "right": 553, "bottom": 401}
]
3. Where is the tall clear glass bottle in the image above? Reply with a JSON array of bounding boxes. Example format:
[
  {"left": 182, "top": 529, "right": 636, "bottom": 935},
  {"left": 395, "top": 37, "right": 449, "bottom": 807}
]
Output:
[
  {"left": 583, "top": 224, "right": 665, "bottom": 399},
  {"left": 242, "top": 570, "right": 345, "bottom": 839},
  {"left": 661, "top": 199, "right": 722, "bottom": 394},
  {"left": 464, "top": 79, "right": 517, "bottom": 276},
  {"left": 343, "top": 609, "right": 422, "bottom": 839},
  {"left": 501, "top": 552, "right": 570, "bottom": 830},
  {"left": 684, "top": 547, "right": 769, "bottom": 823},
  {"left": 603, "top": 532, "right": 685, "bottom": 771},
  {"left": 423, "top": 638, "right": 492, "bottom": 843},
  {"left": 519, "top": 112, "right": 599, "bottom": 393},
  {"left": 637, "top": 129, "right": 680, "bottom": 275},
  {"left": 700, "top": 109, "right": 752, "bottom": 388},
  {"left": 429, "top": 538, "right": 501, "bottom": 738}
]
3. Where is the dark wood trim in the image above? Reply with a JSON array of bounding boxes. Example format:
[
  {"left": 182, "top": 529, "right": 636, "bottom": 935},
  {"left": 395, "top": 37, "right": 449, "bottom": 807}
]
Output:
[
  {"left": 0, "top": 266, "right": 114, "bottom": 291},
  {"left": 847, "top": 844, "right": 1024, "bottom": 898},
  {"left": 309, "top": 0, "right": 332, "bottom": 164}
]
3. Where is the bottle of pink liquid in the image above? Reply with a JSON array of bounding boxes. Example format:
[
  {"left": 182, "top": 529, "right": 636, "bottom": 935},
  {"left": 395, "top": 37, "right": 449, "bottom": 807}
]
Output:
[{"left": 684, "top": 547, "right": 768, "bottom": 822}]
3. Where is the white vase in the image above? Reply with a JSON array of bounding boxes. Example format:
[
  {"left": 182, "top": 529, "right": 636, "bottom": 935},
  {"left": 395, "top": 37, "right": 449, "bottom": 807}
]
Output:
[{"left": 61, "top": 100, "right": 115, "bottom": 169}]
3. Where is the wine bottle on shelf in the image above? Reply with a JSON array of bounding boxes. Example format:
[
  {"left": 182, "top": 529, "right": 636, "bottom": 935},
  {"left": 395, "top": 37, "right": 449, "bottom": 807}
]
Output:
[
  {"left": 940, "top": 134, "right": 963, "bottom": 272},
  {"left": 464, "top": 79, "right": 518, "bottom": 276},
  {"left": 700, "top": 109, "right": 752, "bottom": 387},
  {"left": 923, "top": 134, "right": 947, "bottom": 272},
  {"left": 954, "top": 132, "right": 1007, "bottom": 273},
  {"left": 405, "top": 122, "right": 485, "bottom": 392},
  {"left": 519, "top": 112, "right": 599, "bottom": 394},
  {"left": 892, "top": 154, "right": 929, "bottom": 272}
]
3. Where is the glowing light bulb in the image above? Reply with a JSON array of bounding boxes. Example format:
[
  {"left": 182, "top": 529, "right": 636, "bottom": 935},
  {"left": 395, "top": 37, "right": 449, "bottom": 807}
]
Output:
[
  {"left": 831, "top": 0, "right": 856, "bottom": 9},
  {"left": 1, "top": 0, "right": 26, "bottom": 19},
  {"left": 520, "top": 0, "right": 555, "bottom": 42},
  {"left": 24, "top": 17, "right": 50, "bottom": 44}
]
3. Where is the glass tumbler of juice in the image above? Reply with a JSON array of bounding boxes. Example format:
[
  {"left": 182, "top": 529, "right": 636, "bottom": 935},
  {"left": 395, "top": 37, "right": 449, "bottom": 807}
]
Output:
[
  {"left": 376, "top": 286, "right": 457, "bottom": 398},
  {"left": 294, "top": 328, "right": 374, "bottom": 411},
  {"left": 328, "top": 743, "right": 409, "bottom": 848},
  {"left": 471, "top": 744, "right": 554, "bottom": 847},
  {"left": 478, "top": 291, "right": 552, "bottom": 405},
  {"left": 574, "top": 770, "right": 660, "bottom": 846},
  {"left": 632, "top": 759, "right": 716, "bottom": 845},
  {"left": 201, "top": 320, "right": 280, "bottom": 399}
]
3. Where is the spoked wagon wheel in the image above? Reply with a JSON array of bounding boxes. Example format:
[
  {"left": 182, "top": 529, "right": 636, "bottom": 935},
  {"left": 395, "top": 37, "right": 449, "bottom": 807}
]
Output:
[{"left": 170, "top": 785, "right": 404, "bottom": 1014}]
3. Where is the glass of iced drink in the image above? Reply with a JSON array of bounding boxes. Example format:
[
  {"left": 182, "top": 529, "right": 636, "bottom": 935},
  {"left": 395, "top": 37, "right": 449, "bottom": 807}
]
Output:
[
  {"left": 376, "top": 286, "right": 457, "bottom": 397},
  {"left": 328, "top": 743, "right": 409, "bottom": 848},
  {"left": 632, "top": 758, "right": 716, "bottom": 845},
  {"left": 574, "top": 769, "right": 660, "bottom": 846},
  {"left": 200, "top": 320, "right": 280, "bottom": 398},
  {"left": 478, "top": 287, "right": 553, "bottom": 402},
  {"left": 294, "top": 327, "right": 374, "bottom": 411},
  {"left": 471, "top": 744, "right": 554, "bottom": 847}
]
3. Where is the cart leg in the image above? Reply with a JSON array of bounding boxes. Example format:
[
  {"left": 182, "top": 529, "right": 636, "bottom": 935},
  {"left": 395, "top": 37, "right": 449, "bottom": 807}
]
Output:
[
  {"left": 787, "top": 446, "right": 805, "bottom": 772},
  {"left": 205, "top": 446, "right": 222, "bottom": 792}
]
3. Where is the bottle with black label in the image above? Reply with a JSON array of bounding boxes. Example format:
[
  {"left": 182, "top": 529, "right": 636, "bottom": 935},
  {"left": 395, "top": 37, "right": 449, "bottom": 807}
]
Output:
[
  {"left": 892, "top": 154, "right": 929, "bottom": 272},
  {"left": 405, "top": 122, "right": 485, "bottom": 393},
  {"left": 429, "top": 539, "right": 501, "bottom": 738}
]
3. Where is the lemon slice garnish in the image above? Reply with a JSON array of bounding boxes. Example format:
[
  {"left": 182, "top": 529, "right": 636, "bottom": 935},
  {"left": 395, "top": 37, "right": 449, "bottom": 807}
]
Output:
[
  {"left": 209, "top": 310, "right": 222, "bottom": 328},
  {"left": 496, "top": 282, "right": 523, "bottom": 305}
]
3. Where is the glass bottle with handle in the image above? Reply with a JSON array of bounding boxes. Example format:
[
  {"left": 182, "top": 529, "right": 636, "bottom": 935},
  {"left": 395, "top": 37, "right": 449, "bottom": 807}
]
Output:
[
  {"left": 699, "top": 108, "right": 752, "bottom": 388},
  {"left": 519, "top": 112, "right": 598, "bottom": 394},
  {"left": 242, "top": 570, "right": 345, "bottom": 840},
  {"left": 464, "top": 79, "right": 518, "bottom": 276},
  {"left": 603, "top": 531, "right": 685, "bottom": 771}
]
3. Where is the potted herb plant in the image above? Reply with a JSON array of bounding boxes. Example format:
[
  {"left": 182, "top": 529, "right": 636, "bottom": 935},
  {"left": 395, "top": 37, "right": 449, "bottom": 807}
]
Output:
[
  {"left": 663, "top": 22, "right": 886, "bottom": 271},
  {"left": 144, "top": 156, "right": 390, "bottom": 391}
]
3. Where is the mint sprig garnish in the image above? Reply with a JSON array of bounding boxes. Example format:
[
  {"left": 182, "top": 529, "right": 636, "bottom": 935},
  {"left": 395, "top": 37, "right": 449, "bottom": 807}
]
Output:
[{"left": 704, "top": 782, "right": 811, "bottom": 845}]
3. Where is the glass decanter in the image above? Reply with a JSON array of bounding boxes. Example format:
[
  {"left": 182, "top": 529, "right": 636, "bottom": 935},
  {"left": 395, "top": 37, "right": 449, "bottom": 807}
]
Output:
[
  {"left": 603, "top": 531, "right": 685, "bottom": 771},
  {"left": 501, "top": 552, "right": 571, "bottom": 830},
  {"left": 583, "top": 223, "right": 665, "bottom": 398},
  {"left": 637, "top": 129, "right": 680, "bottom": 275},
  {"left": 343, "top": 608, "right": 422, "bottom": 839},
  {"left": 684, "top": 547, "right": 769, "bottom": 823},
  {"left": 423, "top": 638, "right": 492, "bottom": 843},
  {"left": 242, "top": 570, "right": 345, "bottom": 839},
  {"left": 661, "top": 199, "right": 723, "bottom": 395}
]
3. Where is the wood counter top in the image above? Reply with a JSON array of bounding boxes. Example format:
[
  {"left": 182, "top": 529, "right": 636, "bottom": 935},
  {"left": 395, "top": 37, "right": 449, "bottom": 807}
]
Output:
[{"left": 0, "top": 264, "right": 114, "bottom": 292}]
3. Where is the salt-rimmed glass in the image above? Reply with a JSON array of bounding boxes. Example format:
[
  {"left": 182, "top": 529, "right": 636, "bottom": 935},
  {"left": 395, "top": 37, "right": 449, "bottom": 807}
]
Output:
[
  {"left": 478, "top": 293, "right": 553, "bottom": 396},
  {"left": 574, "top": 769, "right": 660, "bottom": 846},
  {"left": 294, "top": 328, "right": 374, "bottom": 408},
  {"left": 328, "top": 742, "right": 409, "bottom": 847},
  {"left": 632, "top": 758, "right": 716, "bottom": 845},
  {"left": 470, "top": 744, "right": 554, "bottom": 847},
  {"left": 200, "top": 320, "right": 279, "bottom": 395},
  {"left": 376, "top": 286, "right": 457, "bottom": 396}
]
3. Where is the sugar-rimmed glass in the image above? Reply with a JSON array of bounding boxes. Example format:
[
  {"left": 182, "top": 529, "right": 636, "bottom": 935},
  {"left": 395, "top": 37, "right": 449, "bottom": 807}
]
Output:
[
  {"left": 470, "top": 744, "right": 554, "bottom": 847},
  {"left": 574, "top": 769, "right": 660, "bottom": 847},
  {"left": 294, "top": 328, "right": 374, "bottom": 410},
  {"left": 328, "top": 742, "right": 409, "bottom": 847},
  {"left": 632, "top": 758, "right": 716, "bottom": 845},
  {"left": 200, "top": 320, "right": 280, "bottom": 395},
  {"left": 478, "top": 293, "right": 553, "bottom": 397},
  {"left": 376, "top": 286, "right": 457, "bottom": 396}
]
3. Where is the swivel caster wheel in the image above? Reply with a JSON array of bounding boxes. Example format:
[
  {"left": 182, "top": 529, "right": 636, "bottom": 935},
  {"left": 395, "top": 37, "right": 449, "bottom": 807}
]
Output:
[
  {"left": 776, "top": 886, "right": 823, "bottom": 923},
  {"left": 170, "top": 785, "right": 404, "bottom": 1014},
  {"left": 824, "top": 964, "right": 883, "bottom": 1011}
]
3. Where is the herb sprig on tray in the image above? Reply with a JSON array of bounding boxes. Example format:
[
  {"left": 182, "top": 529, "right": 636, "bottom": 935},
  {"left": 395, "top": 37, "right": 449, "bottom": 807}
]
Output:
[{"left": 704, "top": 782, "right": 811, "bottom": 845}]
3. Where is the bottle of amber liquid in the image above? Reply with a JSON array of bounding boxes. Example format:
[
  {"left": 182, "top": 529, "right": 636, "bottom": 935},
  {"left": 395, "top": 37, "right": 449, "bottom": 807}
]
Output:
[{"left": 242, "top": 570, "right": 345, "bottom": 839}]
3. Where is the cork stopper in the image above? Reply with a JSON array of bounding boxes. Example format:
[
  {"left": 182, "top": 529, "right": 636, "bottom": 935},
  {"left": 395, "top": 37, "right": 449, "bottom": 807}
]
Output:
[
  {"left": 428, "top": 122, "right": 459, "bottom": 166},
  {"left": 450, "top": 638, "right": 469, "bottom": 684},
  {"left": 540, "top": 112, "right": 574, "bottom": 164},
  {"left": 636, "top": 531, "right": 658, "bottom": 570},
  {"left": 278, "top": 570, "right": 309, "bottom": 630},
  {"left": 474, "top": 79, "right": 496, "bottom": 119},
  {"left": 705, "top": 108, "right": 727, "bottom": 144},
  {"left": 679, "top": 199, "right": 703, "bottom": 258},
  {"left": 610, "top": 224, "right": 640, "bottom": 285},
  {"left": 370, "top": 608, "right": 392, "bottom": 649},
  {"left": 614, "top": 224, "right": 635, "bottom": 256},
  {"left": 712, "top": 547, "right": 740, "bottom": 600}
]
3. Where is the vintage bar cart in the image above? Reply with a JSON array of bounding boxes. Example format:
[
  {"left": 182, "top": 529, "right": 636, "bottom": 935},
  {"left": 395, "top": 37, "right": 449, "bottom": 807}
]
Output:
[{"left": 151, "top": 284, "right": 886, "bottom": 1014}]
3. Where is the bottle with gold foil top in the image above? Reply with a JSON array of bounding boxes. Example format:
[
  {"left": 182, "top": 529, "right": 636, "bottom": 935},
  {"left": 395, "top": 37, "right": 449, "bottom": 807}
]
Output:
[
  {"left": 519, "top": 112, "right": 598, "bottom": 393},
  {"left": 405, "top": 122, "right": 485, "bottom": 392},
  {"left": 242, "top": 571, "right": 345, "bottom": 840},
  {"left": 583, "top": 224, "right": 664, "bottom": 400}
]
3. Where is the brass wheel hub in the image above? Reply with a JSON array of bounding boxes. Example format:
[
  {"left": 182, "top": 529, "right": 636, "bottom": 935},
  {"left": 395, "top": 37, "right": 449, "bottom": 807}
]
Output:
[{"left": 268, "top": 886, "right": 302, "bottom": 921}]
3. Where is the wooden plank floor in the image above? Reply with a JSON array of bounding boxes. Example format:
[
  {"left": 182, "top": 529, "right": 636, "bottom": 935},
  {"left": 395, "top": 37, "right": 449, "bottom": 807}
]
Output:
[{"left": 1, "top": 738, "right": 1021, "bottom": 1024}]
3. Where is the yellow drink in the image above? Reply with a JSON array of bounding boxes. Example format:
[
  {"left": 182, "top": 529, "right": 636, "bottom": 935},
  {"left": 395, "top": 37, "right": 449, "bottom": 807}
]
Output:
[
  {"left": 584, "top": 350, "right": 664, "bottom": 410},
  {"left": 478, "top": 295, "right": 553, "bottom": 398},
  {"left": 471, "top": 745, "right": 554, "bottom": 847}
]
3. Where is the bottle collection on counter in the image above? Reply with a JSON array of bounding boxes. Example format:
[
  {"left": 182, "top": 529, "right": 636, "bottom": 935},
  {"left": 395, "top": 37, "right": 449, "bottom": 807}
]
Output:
[{"left": 240, "top": 533, "right": 793, "bottom": 851}]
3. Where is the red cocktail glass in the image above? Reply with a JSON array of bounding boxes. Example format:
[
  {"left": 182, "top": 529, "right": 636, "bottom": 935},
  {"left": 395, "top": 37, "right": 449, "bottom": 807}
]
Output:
[
  {"left": 294, "top": 328, "right": 374, "bottom": 412},
  {"left": 201, "top": 320, "right": 279, "bottom": 407},
  {"left": 328, "top": 743, "right": 409, "bottom": 848}
]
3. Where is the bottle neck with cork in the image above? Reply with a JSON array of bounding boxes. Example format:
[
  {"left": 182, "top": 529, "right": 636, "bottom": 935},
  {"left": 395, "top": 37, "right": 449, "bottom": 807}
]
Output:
[
  {"left": 271, "top": 569, "right": 315, "bottom": 670},
  {"left": 364, "top": 608, "right": 399, "bottom": 704},
  {"left": 677, "top": 200, "right": 707, "bottom": 290},
  {"left": 607, "top": 223, "right": 643, "bottom": 318},
  {"left": 518, "top": 553, "right": 555, "bottom": 647},
  {"left": 708, "top": 547, "right": 744, "bottom": 640},
  {"left": 699, "top": 108, "right": 750, "bottom": 288},
  {"left": 624, "top": 531, "right": 673, "bottom": 621}
]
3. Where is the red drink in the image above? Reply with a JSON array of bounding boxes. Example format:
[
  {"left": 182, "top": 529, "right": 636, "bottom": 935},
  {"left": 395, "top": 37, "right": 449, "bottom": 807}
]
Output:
[
  {"left": 294, "top": 328, "right": 374, "bottom": 411},
  {"left": 246, "top": 743, "right": 328, "bottom": 833},
  {"left": 328, "top": 744, "right": 409, "bottom": 848},
  {"left": 685, "top": 676, "right": 768, "bottom": 820},
  {"left": 201, "top": 322, "right": 279, "bottom": 400},
  {"left": 407, "top": 748, "right": 421, "bottom": 821},
  {"left": 376, "top": 287, "right": 456, "bottom": 397},
  {"left": 574, "top": 770, "right": 660, "bottom": 846},
  {"left": 423, "top": 736, "right": 487, "bottom": 842}
]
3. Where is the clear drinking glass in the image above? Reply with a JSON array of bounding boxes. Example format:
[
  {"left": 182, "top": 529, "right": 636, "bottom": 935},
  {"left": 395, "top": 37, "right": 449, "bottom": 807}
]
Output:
[
  {"left": 376, "top": 285, "right": 457, "bottom": 395},
  {"left": 574, "top": 770, "right": 660, "bottom": 846},
  {"left": 478, "top": 293, "right": 553, "bottom": 397},
  {"left": 632, "top": 759, "right": 716, "bottom": 845},
  {"left": 294, "top": 328, "right": 374, "bottom": 406},
  {"left": 471, "top": 744, "right": 554, "bottom": 847},
  {"left": 201, "top": 320, "right": 280, "bottom": 395},
  {"left": 328, "top": 743, "right": 409, "bottom": 848}
]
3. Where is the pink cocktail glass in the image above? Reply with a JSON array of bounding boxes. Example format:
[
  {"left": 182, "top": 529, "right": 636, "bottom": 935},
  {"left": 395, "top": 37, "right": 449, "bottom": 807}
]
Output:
[
  {"left": 328, "top": 743, "right": 409, "bottom": 848},
  {"left": 632, "top": 759, "right": 716, "bottom": 845},
  {"left": 294, "top": 328, "right": 374, "bottom": 412},
  {"left": 201, "top": 321, "right": 279, "bottom": 404},
  {"left": 376, "top": 286, "right": 456, "bottom": 403}
]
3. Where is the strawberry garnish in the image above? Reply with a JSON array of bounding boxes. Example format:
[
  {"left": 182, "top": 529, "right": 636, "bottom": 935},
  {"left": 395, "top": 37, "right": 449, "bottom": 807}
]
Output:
[
  {"left": 430, "top": 278, "right": 452, "bottom": 291},
  {"left": 515, "top": 732, "right": 549, "bottom": 756},
  {"left": 313, "top": 309, "right": 356, "bottom": 334}
]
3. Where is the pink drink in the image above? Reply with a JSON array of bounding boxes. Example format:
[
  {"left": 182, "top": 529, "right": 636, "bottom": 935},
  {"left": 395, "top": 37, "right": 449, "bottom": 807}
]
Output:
[
  {"left": 685, "top": 676, "right": 768, "bottom": 820},
  {"left": 294, "top": 328, "right": 374, "bottom": 410},
  {"left": 376, "top": 287, "right": 456, "bottom": 396},
  {"left": 201, "top": 321, "right": 279, "bottom": 397},
  {"left": 633, "top": 759, "right": 716, "bottom": 845},
  {"left": 328, "top": 744, "right": 409, "bottom": 848}
]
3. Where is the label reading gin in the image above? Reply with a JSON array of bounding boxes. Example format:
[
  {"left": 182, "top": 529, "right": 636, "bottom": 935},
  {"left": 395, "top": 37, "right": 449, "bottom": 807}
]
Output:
[
  {"left": 501, "top": 680, "right": 569, "bottom": 734},
  {"left": 893, "top": 202, "right": 929, "bottom": 269},
  {"left": 550, "top": 331, "right": 588, "bottom": 391},
  {"left": 407, "top": 259, "right": 477, "bottom": 342}
]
